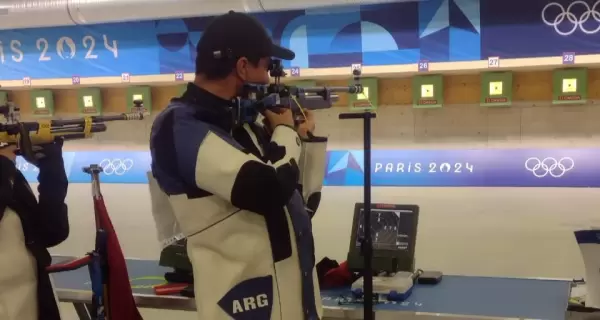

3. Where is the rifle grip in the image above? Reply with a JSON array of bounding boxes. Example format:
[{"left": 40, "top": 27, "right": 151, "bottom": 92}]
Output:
[{"left": 16, "top": 124, "right": 39, "bottom": 165}]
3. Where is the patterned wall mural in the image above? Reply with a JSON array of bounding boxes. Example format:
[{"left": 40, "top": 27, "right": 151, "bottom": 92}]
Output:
[{"left": 0, "top": 0, "right": 597, "bottom": 80}]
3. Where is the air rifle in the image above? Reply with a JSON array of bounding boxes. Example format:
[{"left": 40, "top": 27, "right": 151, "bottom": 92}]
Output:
[
  {"left": 0, "top": 100, "right": 146, "bottom": 154},
  {"left": 236, "top": 59, "right": 364, "bottom": 125}
]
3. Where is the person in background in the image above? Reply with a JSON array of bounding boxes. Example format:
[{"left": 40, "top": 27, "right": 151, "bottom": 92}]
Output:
[
  {"left": 148, "top": 11, "right": 328, "bottom": 320},
  {"left": 0, "top": 141, "right": 69, "bottom": 320}
]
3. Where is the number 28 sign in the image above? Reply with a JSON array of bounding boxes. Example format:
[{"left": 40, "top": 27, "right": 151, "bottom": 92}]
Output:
[{"left": 563, "top": 52, "right": 575, "bottom": 64}]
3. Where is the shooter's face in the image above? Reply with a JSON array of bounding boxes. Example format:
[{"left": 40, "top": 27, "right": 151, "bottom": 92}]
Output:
[{"left": 235, "top": 57, "right": 271, "bottom": 88}]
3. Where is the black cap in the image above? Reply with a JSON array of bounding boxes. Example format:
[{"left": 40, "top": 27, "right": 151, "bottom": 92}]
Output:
[{"left": 196, "top": 11, "right": 295, "bottom": 63}]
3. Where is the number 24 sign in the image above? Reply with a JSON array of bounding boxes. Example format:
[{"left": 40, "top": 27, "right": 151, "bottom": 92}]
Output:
[{"left": 290, "top": 67, "right": 300, "bottom": 77}]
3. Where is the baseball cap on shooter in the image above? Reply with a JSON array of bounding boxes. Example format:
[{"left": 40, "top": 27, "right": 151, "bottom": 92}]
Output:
[{"left": 196, "top": 10, "right": 295, "bottom": 63}]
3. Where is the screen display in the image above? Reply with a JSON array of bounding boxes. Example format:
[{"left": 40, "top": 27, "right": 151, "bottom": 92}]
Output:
[{"left": 355, "top": 208, "right": 415, "bottom": 250}]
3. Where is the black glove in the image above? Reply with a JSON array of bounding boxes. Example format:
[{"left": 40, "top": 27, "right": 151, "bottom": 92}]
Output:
[
  {"left": 21, "top": 140, "right": 65, "bottom": 168},
  {"left": 17, "top": 122, "right": 64, "bottom": 167},
  {"left": 32, "top": 139, "right": 64, "bottom": 167}
]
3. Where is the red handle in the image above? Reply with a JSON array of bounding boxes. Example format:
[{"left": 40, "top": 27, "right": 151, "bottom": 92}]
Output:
[
  {"left": 46, "top": 256, "right": 93, "bottom": 273},
  {"left": 153, "top": 283, "right": 188, "bottom": 295}
]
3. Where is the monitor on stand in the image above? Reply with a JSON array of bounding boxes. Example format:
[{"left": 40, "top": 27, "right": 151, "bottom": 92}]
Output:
[
  {"left": 347, "top": 203, "right": 419, "bottom": 274},
  {"left": 347, "top": 203, "right": 420, "bottom": 302}
]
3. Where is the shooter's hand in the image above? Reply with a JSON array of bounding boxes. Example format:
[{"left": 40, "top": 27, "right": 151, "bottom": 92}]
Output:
[
  {"left": 296, "top": 110, "right": 316, "bottom": 139},
  {"left": 26, "top": 139, "right": 64, "bottom": 167},
  {"left": 34, "top": 139, "right": 64, "bottom": 164},
  {"left": 0, "top": 145, "right": 17, "bottom": 163},
  {"left": 264, "top": 107, "right": 295, "bottom": 131},
  {"left": 18, "top": 121, "right": 64, "bottom": 167}
]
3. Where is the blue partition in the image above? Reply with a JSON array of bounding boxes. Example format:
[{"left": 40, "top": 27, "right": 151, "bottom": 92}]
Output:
[{"left": 17, "top": 148, "right": 600, "bottom": 187}]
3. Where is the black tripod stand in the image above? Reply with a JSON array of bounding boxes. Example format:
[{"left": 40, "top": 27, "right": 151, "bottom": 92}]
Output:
[{"left": 339, "top": 111, "right": 376, "bottom": 320}]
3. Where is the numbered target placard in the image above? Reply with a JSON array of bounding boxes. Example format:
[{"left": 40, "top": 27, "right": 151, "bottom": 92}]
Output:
[
  {"left": 29, "top": 90, "right": 54, "bottom": 116},
  {"left": 481, "top": 71, "right": 512, "bottom": 107},
  {"left": 562, "top": 52, "right": 575, "bottom": 65},
  {"left": 77, "top": 88, "right": 102, "bottom": 115},
  {"left": 121, "top": 73, "right": 131, "bottom": 83},
  {"left": 290, "top": 67, "right": 300, "bottom": 77},
  {"left": 488, "top": 56, "right": 500, "bottom": 68},
  {"left": 553, "top": 68, "right": 587, "bottom": 104},
  {"left": 348, "top": 77, "right": 377, "bottom": 111},
  {"left": 126, "top": 86, "right": 152, "bottom": 114},
  {"left": 412, "top": 74, "right": 443, "bottom": 108},
  {"left": 418, "top": 60, "right": 429, "bottom": 72}
]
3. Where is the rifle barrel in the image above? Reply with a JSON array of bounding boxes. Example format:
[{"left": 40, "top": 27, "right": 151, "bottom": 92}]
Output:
[
  {"left": 51, "top": 123, "right": 107, "bottom": 134},
  {"left": 303, "top": 94, "right": 340, "bottom": 102},
  {"left": 51, "top": 112, "right": 143, "bottom": 126},
  {"left": 301, "top": 86, "right": 362, "bottom": 94},
  {"left": 287, "top": 94, "right": 340, "bottom": 111}
]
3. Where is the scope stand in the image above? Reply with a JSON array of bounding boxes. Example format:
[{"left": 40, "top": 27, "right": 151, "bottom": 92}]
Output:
[{"left": 339, "top": 111, "right": 376, "bottom": 320}]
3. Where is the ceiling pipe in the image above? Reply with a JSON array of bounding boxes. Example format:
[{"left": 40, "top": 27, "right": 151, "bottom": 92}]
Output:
[
  {"left": 0, "top": 0, "right": 77, "bottom": 30},
  {"left": 66, "top": 0, "right": 264, "bottom": 26},
  {"left": 0, "top": 0, "right": 421, "bottom": 30}
]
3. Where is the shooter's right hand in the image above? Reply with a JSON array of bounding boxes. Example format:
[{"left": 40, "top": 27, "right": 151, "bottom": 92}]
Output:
[{"left": 263, "top": 107, "right": 295, "bottom": 131}]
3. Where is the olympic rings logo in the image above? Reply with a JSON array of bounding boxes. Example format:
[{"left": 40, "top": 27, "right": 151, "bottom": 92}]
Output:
[
  {"left": 542, "top": 1, "right": 600, "bottom": 36},
  {"left": 98, "top": 158, "right": 134, "bottom": 176},
  {"left": 525, "top": 157, "right": 574, "bottom": 178}
]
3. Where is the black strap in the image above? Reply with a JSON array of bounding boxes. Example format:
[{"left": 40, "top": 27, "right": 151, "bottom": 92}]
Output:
[{"left": 0, "top": 156, "right": 17, "bottom": 223}]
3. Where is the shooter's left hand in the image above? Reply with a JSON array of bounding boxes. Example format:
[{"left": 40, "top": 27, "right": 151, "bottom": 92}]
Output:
[{"left": 296, "top": 110, "right": 316, "bottom": 139}]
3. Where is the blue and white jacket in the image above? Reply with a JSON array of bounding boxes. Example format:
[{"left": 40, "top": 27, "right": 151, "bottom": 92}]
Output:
[{"left": 148, "top": 83, "right": 327, "bottom": 320}]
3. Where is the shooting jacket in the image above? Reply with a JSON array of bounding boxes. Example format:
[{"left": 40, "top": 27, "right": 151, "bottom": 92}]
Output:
[
  {"left": 0, "top": 151, "right": 68, "bottom": 320},
  {"left": 148, "top": 83, "right": 327, "bottom": 320}
]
